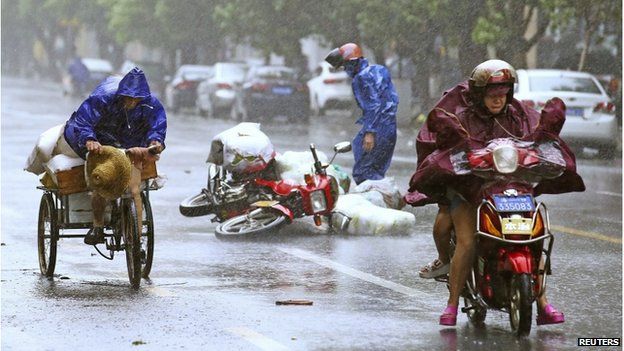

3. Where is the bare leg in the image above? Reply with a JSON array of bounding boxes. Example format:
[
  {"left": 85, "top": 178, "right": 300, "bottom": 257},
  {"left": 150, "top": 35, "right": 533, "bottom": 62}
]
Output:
[
  {"left": 447, "top": 201, "right": 477, "bottom": 307},
  {"left": 433, "top": 205, "right": 453, "bottom": 264},
  {"left": 128, "top": 166, "right": 143, "bottom": 235},
  {"left": 92, "top": 192, "right": 107, "bottom": 227},
  {"left": 536, "top": 256, "right": 550, "bottom": 309}
]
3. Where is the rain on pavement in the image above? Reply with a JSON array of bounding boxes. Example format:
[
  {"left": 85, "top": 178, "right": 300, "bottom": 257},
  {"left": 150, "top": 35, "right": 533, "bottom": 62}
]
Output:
[{"left": 1, "top": 77, "right": 622, "bottom": 350}]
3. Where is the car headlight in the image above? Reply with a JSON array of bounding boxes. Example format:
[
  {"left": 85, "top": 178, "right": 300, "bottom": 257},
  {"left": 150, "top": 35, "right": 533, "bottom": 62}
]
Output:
[
  {"left": 310, "top": 190, "right": 327, "bottom": 213},
  {"left": 492, "top": 145, "right": 518, "bottom": 174}
]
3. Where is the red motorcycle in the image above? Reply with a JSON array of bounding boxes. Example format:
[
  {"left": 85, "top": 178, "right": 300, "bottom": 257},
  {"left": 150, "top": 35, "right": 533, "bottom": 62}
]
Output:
[
  {"left": 444, "top": 138, "right": 566, "bottom": 336},
  {"left": 180, "top": 142, "right": 351, "bottom": 238}
]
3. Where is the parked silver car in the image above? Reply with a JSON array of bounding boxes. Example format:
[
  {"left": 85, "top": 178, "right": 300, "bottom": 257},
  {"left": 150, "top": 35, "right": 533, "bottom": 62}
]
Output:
[
  {"left": 196, "top": 62, "right": 248, "bottom": 118},
  {"left": 515, "top": 69, "right": 619, "bottom": 157}
]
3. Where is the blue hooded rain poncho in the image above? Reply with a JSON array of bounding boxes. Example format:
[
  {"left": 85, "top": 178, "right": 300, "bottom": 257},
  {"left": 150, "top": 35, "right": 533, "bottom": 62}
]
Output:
[
  {"left": 346, "top": 58, "right": 399, "bottom": 184},
  {"left": 64, "top": 67, "right": 167, "bottom": 159}
]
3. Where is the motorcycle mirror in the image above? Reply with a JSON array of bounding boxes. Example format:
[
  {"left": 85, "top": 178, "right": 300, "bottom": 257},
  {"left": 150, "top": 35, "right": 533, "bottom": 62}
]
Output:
[{"left": 333, "top": 141, "right": 352, "bottom": 153}]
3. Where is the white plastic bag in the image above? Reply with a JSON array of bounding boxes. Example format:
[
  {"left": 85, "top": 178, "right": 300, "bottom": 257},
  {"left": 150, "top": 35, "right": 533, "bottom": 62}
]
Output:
[
  {"left": 275, "top": 151, "right": 350, "bottom": 194},
  {"left": 24, "top": 124, "right": 65, "bottom": 175},
  {"left": 206, "top": 122, "right": 275, "bottom": 174},
  {"left": 331, "top": 193, "right": 415, "bottom": 235},
  {"left": 353, "top": 177, "right": 405, "bottom": 209}
]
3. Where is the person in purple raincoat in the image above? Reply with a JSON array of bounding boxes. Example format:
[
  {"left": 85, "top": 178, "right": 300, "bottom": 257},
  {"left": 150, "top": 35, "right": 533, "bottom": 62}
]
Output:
[
  {"left": 325, "top": 43, "right": 399, "bottom": 185},
  {"left": 405, "top": 59, "right": 585, "bottom": 326},
  {"left": 64, "top": 67, "right": 167, "bottom": 245}
]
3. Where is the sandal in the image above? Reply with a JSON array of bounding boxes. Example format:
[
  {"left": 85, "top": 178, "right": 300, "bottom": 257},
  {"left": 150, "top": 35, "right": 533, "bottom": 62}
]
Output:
[
  {"left": 419, "top": 258, "right": 450, "bottom": 279},
  {"left": 536, "top": 304, "right": 565, "bottom": 325},
  {"left": 439, "top": 305, "right": 458, "bottom": 326}
]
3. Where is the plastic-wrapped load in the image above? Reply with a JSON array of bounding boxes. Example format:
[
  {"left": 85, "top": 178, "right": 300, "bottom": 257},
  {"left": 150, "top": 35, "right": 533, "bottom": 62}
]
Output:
[
  {"left": 331, "top": 193, "right": 416, "bottom": 235},
  {"left": 206, "top": 122, "right": 275, "bottom": 174},
  {"left": 42, "top": 154, "right": 85, "bottom": 185},
  {"left": 352, "top": 177, "right": 405, "bottom": 209},
  {"left": 24, "top": 123, "right": 65, "bottom": 175},
  {"left": 275, "top": 151, "right": 351, "bottom": 193}
]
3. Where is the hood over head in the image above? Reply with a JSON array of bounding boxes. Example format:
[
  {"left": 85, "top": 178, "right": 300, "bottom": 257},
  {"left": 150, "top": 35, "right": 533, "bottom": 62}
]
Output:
[{"left": 116, "top": 67, "right": 151, "bottom": 98}]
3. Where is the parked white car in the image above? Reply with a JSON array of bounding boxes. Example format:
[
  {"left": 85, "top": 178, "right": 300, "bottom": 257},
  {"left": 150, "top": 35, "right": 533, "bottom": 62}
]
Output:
[
  {"left": 196, "top": 62, "right": 248, "bottom": 118},
  {"left": 515, "top": 69, "right": 619, "bottom": 156},
  {"left": 307, "top": 61, "right": 354, "bottom": 116}
]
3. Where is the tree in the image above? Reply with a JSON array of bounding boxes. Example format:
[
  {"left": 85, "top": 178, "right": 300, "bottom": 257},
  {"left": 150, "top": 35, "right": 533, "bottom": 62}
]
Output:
[
  {"left": 214, "top": 0, "right": 320, "bottom": 67},
  {"left": 472, "top": 0, "right": 552, "bottom": 68}
]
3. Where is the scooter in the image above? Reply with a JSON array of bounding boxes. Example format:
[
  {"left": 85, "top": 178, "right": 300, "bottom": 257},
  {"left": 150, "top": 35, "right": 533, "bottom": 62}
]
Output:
[
  {"left": 443, "top": 138, "right": 566, "bottom": 336},
  {"left": 180, "top": 142, "right": 351, "bottom": 238}
]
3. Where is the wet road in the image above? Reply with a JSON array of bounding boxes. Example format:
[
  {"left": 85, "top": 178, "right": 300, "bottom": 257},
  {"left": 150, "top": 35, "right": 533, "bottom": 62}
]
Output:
[{"left": 1, "top": 77, "right": 622, "bottom": 350}]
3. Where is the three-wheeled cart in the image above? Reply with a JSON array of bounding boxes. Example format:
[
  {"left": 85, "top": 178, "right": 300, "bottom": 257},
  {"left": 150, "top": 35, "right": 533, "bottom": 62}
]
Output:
[{"left": 36, "top": 161, "right": 159, "bottom": 288}]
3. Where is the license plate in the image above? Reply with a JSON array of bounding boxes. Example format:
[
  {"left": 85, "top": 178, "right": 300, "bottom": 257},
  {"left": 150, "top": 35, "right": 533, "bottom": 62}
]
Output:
[
  {"left": 493, "top": 194, "right": 535, "bottom": 212},
  {"left": 501, "top": 218, "right": 533, "bottom": 235},
  {"left": 272, "top": 86, "right": 293, "bottom": 95},
  {"left": 566, "top": 107, "right": 584, "bottom": 117}
]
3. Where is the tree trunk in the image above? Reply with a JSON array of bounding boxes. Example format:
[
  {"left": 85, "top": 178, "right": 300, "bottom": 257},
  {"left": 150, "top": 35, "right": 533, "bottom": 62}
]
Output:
[
  {"left": 578, "top": 22, "right": 594, "bottom": 71},
  {"left": 457, "top": 0, "right": 488, "bottom": 77}
]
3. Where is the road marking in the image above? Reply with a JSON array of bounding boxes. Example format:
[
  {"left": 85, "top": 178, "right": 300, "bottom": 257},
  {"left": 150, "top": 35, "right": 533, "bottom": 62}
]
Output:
[
  {"left": 146, "top": 285, "right": 176, "bottom": 297},
  {"left": 279, "top": 247, "right": 423, "bottom": 298},
  {"left": 226, "top": 327, "right": 290, "bottom": 351},
  {"left": 596, "top": 191, "right": 622, "bottom": 197},
  {"left": 551, "top": 225, "right": 622, "bottom": 244}
]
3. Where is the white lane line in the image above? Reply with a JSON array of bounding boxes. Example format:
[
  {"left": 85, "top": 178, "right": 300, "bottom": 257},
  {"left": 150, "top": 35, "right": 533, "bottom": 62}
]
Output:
[
  {"left": 226, "top": 327, "right": 290, "bottom": 351},
  {"left": 279, "top": 247, "right": 423, "bottom": 298},
  {"left": 596, "top": 191, "right": 622, "bottom": 197},
  {"left": 146, "top": 285, "right": 176, "bottom": 297}
]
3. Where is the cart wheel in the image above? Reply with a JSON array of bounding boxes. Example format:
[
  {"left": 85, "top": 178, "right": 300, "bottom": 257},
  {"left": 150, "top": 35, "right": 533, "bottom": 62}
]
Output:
[
  {"left": 38, "top": 193, "right": 58, "bottom": 277},
  {"left": 121, "top": 199, "right": 141, "bottom": 288},
  {"left": 140, "top": 192, "right": 154, "bottom": 278}
]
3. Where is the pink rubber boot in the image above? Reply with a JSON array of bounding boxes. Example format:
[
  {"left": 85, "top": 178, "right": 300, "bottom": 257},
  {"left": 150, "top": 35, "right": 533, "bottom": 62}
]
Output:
[
  {"left": 439, "top": 305, "right": 458, "bottom": 326},
  {"left": 536, "top": 304, "right": 565, "bottom": 325}
]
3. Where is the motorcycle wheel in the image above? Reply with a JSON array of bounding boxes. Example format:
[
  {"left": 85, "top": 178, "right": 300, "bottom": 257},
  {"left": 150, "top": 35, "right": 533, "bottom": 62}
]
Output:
[
  {"left": 463, "top": 297, "right": 486, "bottom": 327},
  {"left": 179, "top": 192, "right": 212, "bottom": 217},
  {"left": 215, "top": 208, "right": 286, "bottom": 239},
  {"left": 509, "top": 273, "right": 533, "bottom": 336}
]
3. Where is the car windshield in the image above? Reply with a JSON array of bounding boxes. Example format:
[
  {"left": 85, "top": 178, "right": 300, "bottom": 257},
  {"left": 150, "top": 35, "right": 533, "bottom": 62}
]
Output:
[
  {"left": 528, "top": 76, "right": 602, "bottom": 94},
  {"left": 254, "top": 67, "right": 294, "bottom": 80}
]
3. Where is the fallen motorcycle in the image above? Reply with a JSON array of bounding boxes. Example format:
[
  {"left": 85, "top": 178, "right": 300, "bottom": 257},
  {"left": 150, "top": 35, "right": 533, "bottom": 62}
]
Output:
[
  {"left": 441, "top": 138, "right": 567, "bottom": 336},
  {"left": 180, "top": 138, "right": 351, "bottom": 238},
  {"left": 214, "top": 142, "right": 351, "bottom": 238}
]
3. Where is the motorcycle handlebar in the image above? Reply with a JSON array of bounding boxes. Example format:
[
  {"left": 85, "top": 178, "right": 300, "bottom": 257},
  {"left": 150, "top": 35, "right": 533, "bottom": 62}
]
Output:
[{"left": 309, "top": 144, "right": 324, "bottom": 174}]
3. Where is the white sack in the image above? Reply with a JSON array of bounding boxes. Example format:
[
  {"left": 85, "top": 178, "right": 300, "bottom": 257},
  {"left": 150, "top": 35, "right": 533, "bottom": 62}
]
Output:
[
  {"left": 206, "top": 122, "right": 275, "bottom": 174},
  {"left": 42, "top": 154, "right": 85, "bottom": 185},
  {"left": 331, "top": 193, "right": 415, "bottom": 236},
  {"left": 24, "top": 123, "right": 65, "bottom": 175},
  {"left": 353, "top": 177, "right": 405, "bottom": 209},
  {"left": 275, "top": 151, "right": 350, "bottom": 194}
]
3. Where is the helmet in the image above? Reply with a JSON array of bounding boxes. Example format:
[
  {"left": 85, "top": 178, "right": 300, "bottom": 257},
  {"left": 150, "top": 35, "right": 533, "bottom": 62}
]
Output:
[
  {"left": 325, "top": 43, "right": 363, "bottom": 69},
  {"left": 469, "top": 59, "right": 517, "bottom": 104}
]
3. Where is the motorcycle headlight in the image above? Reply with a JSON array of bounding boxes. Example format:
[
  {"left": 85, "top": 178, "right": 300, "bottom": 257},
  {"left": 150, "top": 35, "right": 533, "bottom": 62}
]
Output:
[
  {"left": 310, "top": 190, "right": 327, "bottom": 213},
  {"left": 492, "top": 145, "right": 518, "bottom": 174}
]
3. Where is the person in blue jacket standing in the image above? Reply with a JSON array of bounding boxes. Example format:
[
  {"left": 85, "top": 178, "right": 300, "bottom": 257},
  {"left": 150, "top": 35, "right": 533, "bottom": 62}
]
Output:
[
  {"left": 325, "top": 43, "right": 399, "bottom": 185},
  {"left": 63, "top": 67, "right": 167, "bottom": 245}
]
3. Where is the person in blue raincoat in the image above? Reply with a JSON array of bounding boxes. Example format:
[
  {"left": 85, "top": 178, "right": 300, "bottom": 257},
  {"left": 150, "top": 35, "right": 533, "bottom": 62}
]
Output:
[
  {"left": 325, "top": 43, "right": 399, "bottom": 185},
  {"left": 67, "top": 55, "right": 90, "bottom": 96},
  {"left": 63, "top": 67, "right": 167, "bottom": 245}
]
